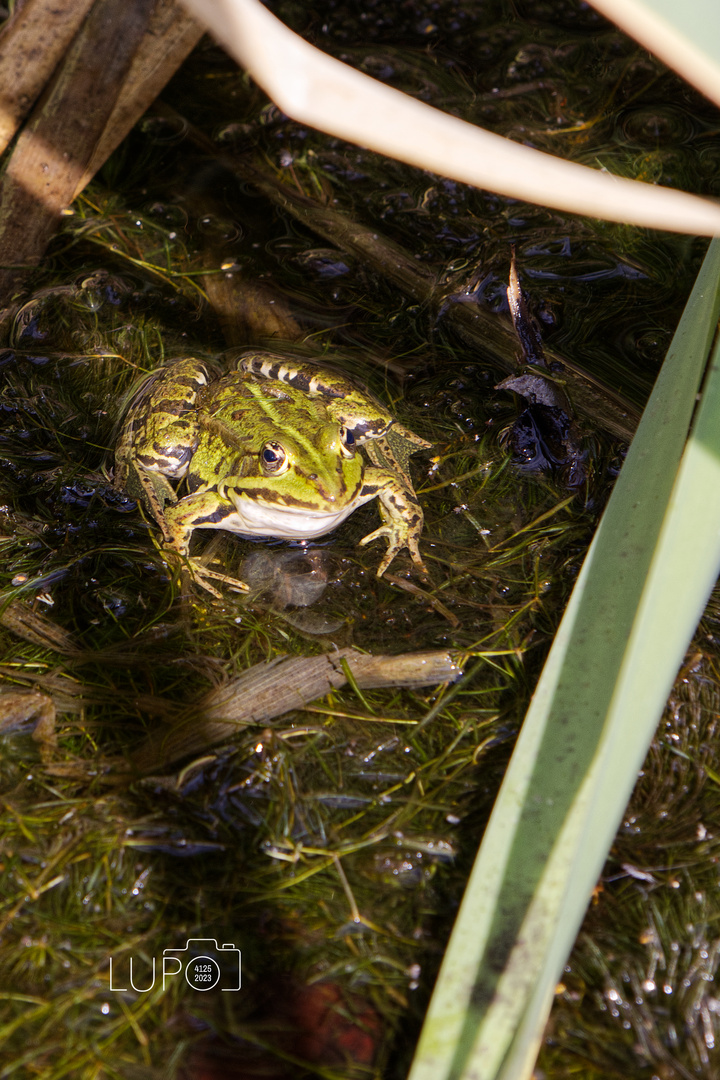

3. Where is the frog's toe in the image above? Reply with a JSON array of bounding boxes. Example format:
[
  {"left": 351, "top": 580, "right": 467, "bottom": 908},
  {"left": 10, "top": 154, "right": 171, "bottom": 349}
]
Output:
[
  {"left": 358, "top": 523, "right": 392, "bottom": 551},
  {"left": 162, "top": 549, "right": 250, "bottom": 597},
  {"left": 379, "top": 539, "right": 428, "bottom": 577},
  {"left": 404, "top": 536, "right": 428, "bottom": 575},
  {"left": 359, "top": 526, "right": 426, "bottom": 577},
  {"left": 186, "top": 566, "right": 224, "bottom": 599},
  {"left": 190, "top": 562, "right": 251, "bottom": 595}
]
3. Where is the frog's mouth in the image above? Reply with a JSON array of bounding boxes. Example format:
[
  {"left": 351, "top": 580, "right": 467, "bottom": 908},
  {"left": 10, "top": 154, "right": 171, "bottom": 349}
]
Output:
[{"left": 223, "top": 493, "right": 359, "bottom": 541}]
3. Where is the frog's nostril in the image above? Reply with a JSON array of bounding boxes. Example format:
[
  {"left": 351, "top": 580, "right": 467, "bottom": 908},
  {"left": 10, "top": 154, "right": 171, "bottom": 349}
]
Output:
[{"left": 309, "top": 473, "right": 318, "bottom": 480}]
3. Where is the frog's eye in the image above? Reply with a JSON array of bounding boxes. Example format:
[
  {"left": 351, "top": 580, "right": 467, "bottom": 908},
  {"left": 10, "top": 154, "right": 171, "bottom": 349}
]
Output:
[
  {"left": 340, "top": 426, "right": 356, "bottom": 458},
  {"left": 261, "top": 441, "right": 289, "bottom": 474}
]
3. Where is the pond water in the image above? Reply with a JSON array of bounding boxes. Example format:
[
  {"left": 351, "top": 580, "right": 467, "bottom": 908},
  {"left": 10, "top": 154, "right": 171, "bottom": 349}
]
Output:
[{"left": 0, "top": 1, "right": 719, "bottom": 1077}]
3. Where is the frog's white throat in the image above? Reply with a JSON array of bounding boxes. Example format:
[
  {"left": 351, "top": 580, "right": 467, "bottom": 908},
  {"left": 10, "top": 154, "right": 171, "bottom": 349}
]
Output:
[{"left": 221, "top": 494, "right": 361, "bottom": 541}]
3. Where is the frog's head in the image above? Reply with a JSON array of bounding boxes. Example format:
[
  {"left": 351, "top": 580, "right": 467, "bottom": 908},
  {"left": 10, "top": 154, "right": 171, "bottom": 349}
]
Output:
[
  {"left": 217, "top": 420, "right": 366, "bottom": 540},
  {"left": 256, "top": 422, "right": 363, "bottom": 499}
]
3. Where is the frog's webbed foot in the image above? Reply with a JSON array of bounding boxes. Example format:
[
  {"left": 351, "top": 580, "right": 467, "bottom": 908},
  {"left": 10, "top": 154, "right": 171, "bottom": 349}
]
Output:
[
  {"left": 190, "top": 562, "right": 250, "bottom": 597},
  {"left": 357, "top": 465, "right": 428, "bottom": 577},
  {"left": 162, "top": 548, "right": 250, "bottom": 598},
  {"left": 359, "top": 518, "right": 427, "bottom": 578}
]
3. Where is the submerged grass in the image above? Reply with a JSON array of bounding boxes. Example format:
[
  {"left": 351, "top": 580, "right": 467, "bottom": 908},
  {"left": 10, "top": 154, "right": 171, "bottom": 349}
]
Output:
[{"left": 0, "top": 184, "right": 578, "bottom": 1074}]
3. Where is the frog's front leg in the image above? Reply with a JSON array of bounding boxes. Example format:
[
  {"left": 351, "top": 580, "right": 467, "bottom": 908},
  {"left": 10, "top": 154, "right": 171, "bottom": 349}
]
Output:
[
  {"left": 130, "top": 465, "right": 180, "bottom": 545},
  {"left": 356, "top": 466, "right": 427, "bottom": 576},
  {"left": 160, "top": 491, "right": 250, "bottom": 595}
]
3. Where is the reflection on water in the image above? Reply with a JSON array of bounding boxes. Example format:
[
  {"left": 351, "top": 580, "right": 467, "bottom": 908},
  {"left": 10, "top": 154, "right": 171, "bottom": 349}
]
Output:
[{"left": 241, "top": 547, "right": 347, "bottom": 635}]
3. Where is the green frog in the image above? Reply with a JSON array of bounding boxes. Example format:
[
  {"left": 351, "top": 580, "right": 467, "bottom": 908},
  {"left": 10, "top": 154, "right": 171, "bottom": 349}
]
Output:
[{"left": 114, "top": 351, "right": 431, "bottom": 594}]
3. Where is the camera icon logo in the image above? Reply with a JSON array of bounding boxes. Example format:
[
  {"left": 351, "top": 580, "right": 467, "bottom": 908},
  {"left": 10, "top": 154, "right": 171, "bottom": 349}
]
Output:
[{"left": 162, "top": 939, "right": 241, "bottom": 992}]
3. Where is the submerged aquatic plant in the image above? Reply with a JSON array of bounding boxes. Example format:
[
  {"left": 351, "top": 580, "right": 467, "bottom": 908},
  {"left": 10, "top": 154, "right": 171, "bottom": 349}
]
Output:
[{"left": 0, "top": 172, "right": 589, "bottom": 1076}]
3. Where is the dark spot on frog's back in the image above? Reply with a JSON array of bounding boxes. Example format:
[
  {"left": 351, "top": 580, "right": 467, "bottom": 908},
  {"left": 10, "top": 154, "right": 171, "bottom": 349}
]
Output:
[
  {"left": 155, "top": 397, "right": 196, "bottom": 416},
  {"left": 170, "top": 418, "right": 193, "bottom": 433}
]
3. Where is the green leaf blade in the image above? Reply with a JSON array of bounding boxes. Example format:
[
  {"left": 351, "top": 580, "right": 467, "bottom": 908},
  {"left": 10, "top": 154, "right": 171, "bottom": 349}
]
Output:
[{"left": 409, "top": 240, "right": 720, "bottom": 1080}]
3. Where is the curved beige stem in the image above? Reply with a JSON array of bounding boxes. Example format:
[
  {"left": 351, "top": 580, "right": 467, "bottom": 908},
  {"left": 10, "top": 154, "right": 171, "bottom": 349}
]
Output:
[
  {"left": 181, "top": 0, "right": 720, "bottom": 235},
  {"left": 589, "top": 0, "right": 720, "bottom": 111}
]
